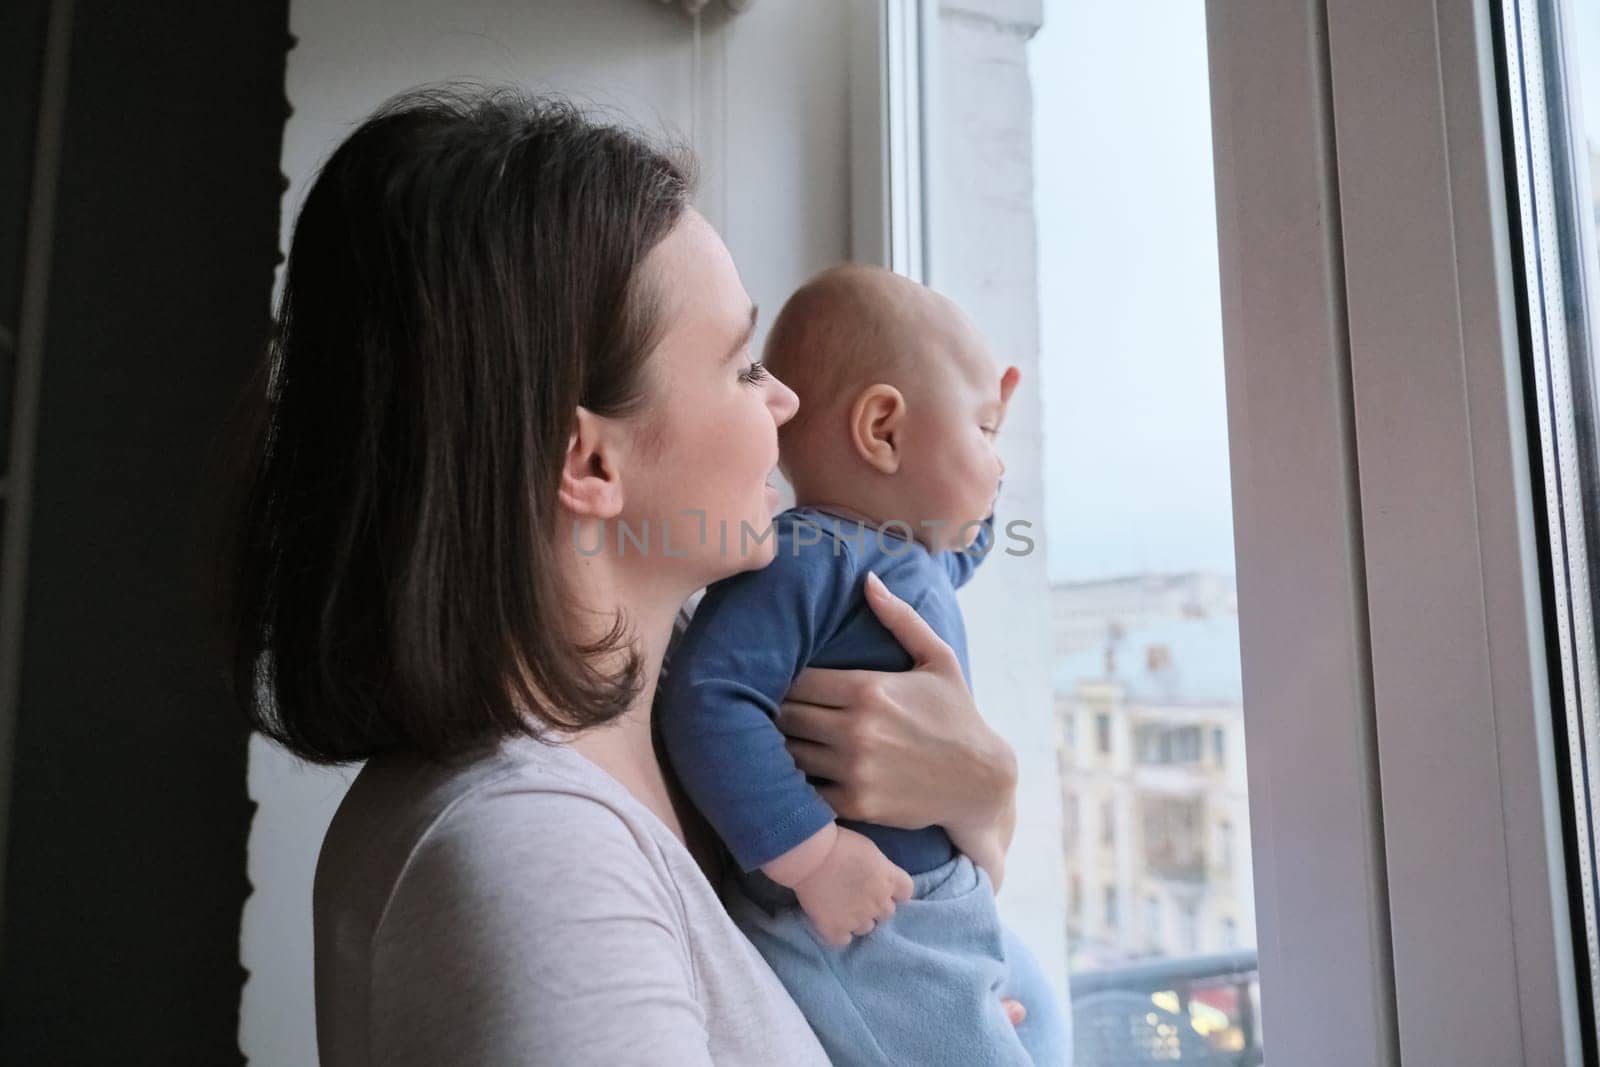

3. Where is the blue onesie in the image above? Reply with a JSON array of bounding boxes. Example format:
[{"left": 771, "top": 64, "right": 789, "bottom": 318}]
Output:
[{"left": 657, "top": 506, "right": 1071, "bottom": 1066}]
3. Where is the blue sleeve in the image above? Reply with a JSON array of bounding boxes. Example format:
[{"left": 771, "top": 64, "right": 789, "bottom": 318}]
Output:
[
  {"left": 656, "top": 532, "right": 858, "bottom": 873},
  {"left": 940, "top": 508, "right": 996, "bottom": 590}
]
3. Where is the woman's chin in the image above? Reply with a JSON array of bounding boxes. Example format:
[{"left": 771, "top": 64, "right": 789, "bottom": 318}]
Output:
[
  {"left": 690, "top": 506, "right": 779, "bottom": 577},
  {"left": 712, "top": 538, "right": 776, "bottom": 578}
]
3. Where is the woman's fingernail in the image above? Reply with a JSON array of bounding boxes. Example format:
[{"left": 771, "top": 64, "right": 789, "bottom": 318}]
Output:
[{"left": 866, "top": 572, "right": 884, "bottom": 592}]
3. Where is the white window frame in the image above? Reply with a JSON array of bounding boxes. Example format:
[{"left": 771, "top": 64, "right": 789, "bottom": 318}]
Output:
[
  {"left": 1322, "top": 0, "right": 1582, "bottom": 1061},
  {"left": 864, "top": 0, "right": 1590, "bottom": 1063},
  {"left": 848, "top": 0, "right": 933, "bottom": 282},
  {"left": 1215, "top": 0, "right": 1583, "bottom": 1059}
]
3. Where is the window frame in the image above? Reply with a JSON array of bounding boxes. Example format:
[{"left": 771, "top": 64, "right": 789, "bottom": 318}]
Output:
[
  {"left": 847, "top": 0, "right": 933, "bottom": 282},
  {"left": 1320, "top": 0, "right": 1583, "bottom": 1060}
]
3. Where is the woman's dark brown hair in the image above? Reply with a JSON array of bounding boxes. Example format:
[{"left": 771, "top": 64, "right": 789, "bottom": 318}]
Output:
[{"left": 221, "top": 86, "right": 694, "bottom": 764}]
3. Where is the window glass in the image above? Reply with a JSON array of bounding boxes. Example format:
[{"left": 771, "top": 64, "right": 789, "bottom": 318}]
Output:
[
  {"left": 1026, "top": 1, "right": 1262, "bottom": 1061},
  {"left": 1497, "top": 0, "right": 1600, "bottom": 1038}
]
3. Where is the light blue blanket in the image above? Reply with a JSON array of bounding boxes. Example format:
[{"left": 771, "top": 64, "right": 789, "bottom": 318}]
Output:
[{"left": 723, "top": 852, "right": 1071, "bottom": 1065}]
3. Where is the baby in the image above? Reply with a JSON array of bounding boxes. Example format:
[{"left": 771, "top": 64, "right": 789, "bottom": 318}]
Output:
[{"left": 657, "top": 264, "right": 1069, "bottom": 1066}]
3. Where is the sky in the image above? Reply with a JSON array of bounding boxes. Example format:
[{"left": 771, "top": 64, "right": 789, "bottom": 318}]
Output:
[
  {"left": 1579, "top": 0, "right": 1600, "bottom": 238},
  {"left": 1022, "top": 2, "right": 1600, "bottom": 586},
  {"left": 1580, "top": 1, "right": 1600, "bottom": 154},
  {"left": 1028, "top": 1, "right": 1237, "bottom": 585}
]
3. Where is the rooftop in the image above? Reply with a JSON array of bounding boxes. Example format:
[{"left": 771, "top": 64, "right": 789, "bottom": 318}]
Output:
[{"left": 1055, "top": 614, "right": 1243, "bottom": 705}]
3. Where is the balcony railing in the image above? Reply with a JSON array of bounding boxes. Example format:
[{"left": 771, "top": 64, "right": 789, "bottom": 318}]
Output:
[{"left": 1070, "top": 949, "right": 1262, "bottom": 1065}]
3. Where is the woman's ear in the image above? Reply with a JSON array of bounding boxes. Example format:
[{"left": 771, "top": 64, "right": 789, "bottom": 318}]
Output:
[
  {"left": 558, "top": 406, "right": 626, "bottom": 519},
  {"left": 849, "top": 384, "right": 905, "bottom": 475}
]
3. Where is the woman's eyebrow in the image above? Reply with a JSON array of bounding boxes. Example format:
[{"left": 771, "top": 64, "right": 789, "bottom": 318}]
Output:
[{"left": 723, "top": 304, "right": 759, "bottom": 362}]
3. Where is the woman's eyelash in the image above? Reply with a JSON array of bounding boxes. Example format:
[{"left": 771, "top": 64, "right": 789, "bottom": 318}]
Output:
[{"left": 742, "top": 360, "right": 771, "bottom": 385}]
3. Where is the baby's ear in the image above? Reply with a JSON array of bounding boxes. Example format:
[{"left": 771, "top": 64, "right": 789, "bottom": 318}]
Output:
[{"left": 849, "top": 384, "right": 904, "bottom": 474}]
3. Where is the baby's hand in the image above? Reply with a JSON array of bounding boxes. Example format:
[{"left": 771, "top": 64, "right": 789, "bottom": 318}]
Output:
[{"left": 792, "top": 826, "right": 914, "bottom": 947}]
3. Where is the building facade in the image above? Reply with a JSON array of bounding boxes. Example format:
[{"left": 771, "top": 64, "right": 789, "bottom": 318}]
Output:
[{"left": 1053, "top": 576, "right": 1255, "bottom": 971}]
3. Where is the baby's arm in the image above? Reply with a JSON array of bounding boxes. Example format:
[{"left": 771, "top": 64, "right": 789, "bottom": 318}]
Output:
[
  {"left": 658, "top": 530, "right": 905, "bottom": 929},
  {"left": 657, "top": 568, "right": 835, "bottom": 875}
]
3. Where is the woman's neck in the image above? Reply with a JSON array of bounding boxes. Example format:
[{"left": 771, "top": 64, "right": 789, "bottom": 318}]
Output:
[
  {"left": 556, "top": 550, "right": 695, "bottom": 842},
  {"left": 548, "top": 542, "right": 728, "bottom": 879}
]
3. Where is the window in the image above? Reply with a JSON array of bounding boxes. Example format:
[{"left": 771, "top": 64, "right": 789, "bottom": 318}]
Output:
[
  {"left": 982, "top": 0, "right": 1260, "bottom": 1046},
  {"left": 1178, "top": 903, "right": 1199, "bottom": 955},
  {"left": 1104, "top": 885, "right": 1119, "bottom": 930},
  {"left": 1136, "top": 724, "right": 1205, "bottom": 766},
  {"left": 1140, "top": 795, "right": 1206, "bottom": 882},
  {"left": 1212, "top": 726, "right": 1226, "bottom": 769},
  {"left": 1500, "top": 0, "right": 1600, "bottom": 1039}
]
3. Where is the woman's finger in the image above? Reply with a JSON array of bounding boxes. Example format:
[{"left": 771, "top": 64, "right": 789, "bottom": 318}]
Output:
[
  {"left": 1002, "top": 998, "right": 1026, "bottom": 1027},
  {"left": 862, "top": 572, "right": 960, "bottom": 670},
  {"left": 814, "top": 782, "right": 862, "bottom": 821},
  {"left": 775, "top": 698, "right": 850, "bottom": 742},
  {"left": 783, "top": 736, "right": 844, "bottom": 780},
  {"left": 784, "top": 665, "right": 869, "bottom": 708}
]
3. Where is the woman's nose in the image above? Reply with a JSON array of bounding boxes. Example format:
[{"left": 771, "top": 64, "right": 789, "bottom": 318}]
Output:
[{"left": 770, "top": 376, "right": 800, "bottom": 426}]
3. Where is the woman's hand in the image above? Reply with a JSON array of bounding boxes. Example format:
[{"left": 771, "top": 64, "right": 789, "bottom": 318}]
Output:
[{"left": 774, "top": 571, "right": 1019, "bottom": 861}]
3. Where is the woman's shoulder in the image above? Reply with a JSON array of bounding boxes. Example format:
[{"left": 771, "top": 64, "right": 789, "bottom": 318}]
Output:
[
  {"left": 313, "top": 735, "right": 680, "bottom": 948},
  {"left": 313, "top": 736, "right": 742, "bottom": 1066}
]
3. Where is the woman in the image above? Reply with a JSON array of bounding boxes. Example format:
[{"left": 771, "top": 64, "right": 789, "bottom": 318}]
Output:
[{"left": 225, "top": 87, "right": 1028, "bottom": 1064}]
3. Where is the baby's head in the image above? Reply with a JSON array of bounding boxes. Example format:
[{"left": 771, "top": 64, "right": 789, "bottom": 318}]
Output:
[{"left": 763, "top": 263, "right": 1011, "bottom": 552}]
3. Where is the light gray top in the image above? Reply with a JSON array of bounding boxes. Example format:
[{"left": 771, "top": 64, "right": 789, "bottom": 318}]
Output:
[{"left": 312, "top": 732, "right": 831, "bottom": 1066}]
